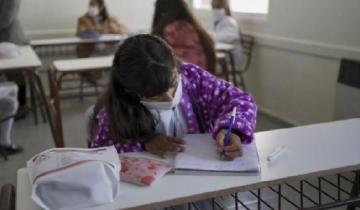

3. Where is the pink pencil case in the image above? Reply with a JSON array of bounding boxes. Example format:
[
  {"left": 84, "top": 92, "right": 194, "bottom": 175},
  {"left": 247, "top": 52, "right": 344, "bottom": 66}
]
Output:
[{"left": 120, "top": 156, "right": 172, "bottom": 186}]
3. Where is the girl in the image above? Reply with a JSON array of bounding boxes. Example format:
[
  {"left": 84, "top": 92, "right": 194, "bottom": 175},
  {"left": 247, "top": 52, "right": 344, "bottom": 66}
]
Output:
[
  {"left": 77, "top": 0, "right": 127, "bottom": 57},
  {"left": 152, "top": 0, "right": 217, "bottom": 74},
  {"left": 209, "top": 0, "right": 243, "bottom": 68},
  {"left": 88, "top": 34, "right": 257, "bottom": 160}
]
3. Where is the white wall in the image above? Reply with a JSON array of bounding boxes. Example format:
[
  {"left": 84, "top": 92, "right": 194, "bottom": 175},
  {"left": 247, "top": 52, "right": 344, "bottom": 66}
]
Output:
[
  {"left": 19, "top": 0, "right": 360, "bottom": 125},
  {"left": 241, "top": 0, "right": 360, "bottom": 125},
  {"left": 196, "top": 0, "right": 360, "bottom": 125},
  {"left": 19, "top": 0, "right": 156, "bottom": 38}
]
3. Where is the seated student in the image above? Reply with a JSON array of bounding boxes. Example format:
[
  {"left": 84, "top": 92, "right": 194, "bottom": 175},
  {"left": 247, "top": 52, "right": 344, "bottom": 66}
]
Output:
[
  {"left": 88, "top": 34, "right": 257, "bottom": 160},
  {"left": 151, "top": 0, "right": 217, "bottom": 74},
  {"left": 209, "top": 0, "right": 243, "bottom": 68},
  {"left": 77, "top": 0, "right": 127, "bottom": 57},
  {"left": 0, "top": 0, "right": 29, "bottom": 119},
  {"left": 0, "top": 82, "right": 22, "bottom": 154}
]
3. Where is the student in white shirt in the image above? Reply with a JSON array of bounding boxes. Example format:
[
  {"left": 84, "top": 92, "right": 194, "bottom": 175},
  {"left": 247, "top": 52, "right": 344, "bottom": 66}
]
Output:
[
  {"left": 0, "top": 82, "right": 22, "bottom": 154},
  {"left": 209, "top": 0, "right": 243, "bottom": 68}
]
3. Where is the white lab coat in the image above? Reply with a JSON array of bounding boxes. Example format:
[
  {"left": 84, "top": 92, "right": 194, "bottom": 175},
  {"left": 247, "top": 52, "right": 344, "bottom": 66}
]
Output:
[
  {"left": 0, "top": 82, "right": 18, "bottom": 146},
  {"left": 209, "top": 16, "right": 243, "bottom": 68}
]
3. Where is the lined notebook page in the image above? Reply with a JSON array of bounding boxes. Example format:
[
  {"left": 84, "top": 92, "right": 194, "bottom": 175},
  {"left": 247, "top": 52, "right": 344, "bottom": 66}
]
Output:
[{"left": 175, "top": 134, "right": 260, "bottom": 174}]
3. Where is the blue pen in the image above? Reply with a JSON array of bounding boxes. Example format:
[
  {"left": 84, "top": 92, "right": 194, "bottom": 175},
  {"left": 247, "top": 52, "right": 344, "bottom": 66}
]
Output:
[{"left": 222, "top": 107, "right": 237, "bottom": 158}]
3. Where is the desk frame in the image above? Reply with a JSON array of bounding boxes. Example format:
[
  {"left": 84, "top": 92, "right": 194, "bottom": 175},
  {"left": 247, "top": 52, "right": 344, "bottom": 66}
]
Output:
[{"left": 1, "top": 67, "right": 58, "bottom": 148}]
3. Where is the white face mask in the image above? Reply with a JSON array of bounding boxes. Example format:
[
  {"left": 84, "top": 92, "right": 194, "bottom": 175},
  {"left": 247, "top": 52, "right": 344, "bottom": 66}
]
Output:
[
  {"left": 88, "top": 6, "right": 99, "bottom": 17},
  {"left": 141, "top": 77, "right": 182, "bottom": 110},
  {"left": 141, "top": 77, "right": 185, "bottom": 137},
  {"left": 213, "top": 8, "right": 226, "bottom": 22}
]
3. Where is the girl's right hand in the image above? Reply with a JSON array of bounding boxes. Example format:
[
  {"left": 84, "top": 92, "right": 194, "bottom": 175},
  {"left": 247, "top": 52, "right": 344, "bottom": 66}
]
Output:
[{"left": 144, "top": 135, "right": 186, "bottom": 158}]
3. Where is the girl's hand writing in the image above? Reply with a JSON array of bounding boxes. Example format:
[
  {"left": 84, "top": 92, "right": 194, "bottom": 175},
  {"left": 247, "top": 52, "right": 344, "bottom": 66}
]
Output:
[{"left": 216, "top": 129, "right": 243, "bottom": 160}]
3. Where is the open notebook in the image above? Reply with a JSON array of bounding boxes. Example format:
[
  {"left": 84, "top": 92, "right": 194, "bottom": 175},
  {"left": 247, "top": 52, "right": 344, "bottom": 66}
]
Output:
[{"left": 173, "top": 134, "right": 260, "bottom": 175}]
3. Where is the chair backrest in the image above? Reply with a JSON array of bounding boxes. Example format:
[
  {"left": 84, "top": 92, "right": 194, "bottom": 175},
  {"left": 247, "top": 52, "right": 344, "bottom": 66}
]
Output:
[
  {"left": 240, "top": 33, "right": 255, "bottom": 73},
  {"left": 0, "top": 184, "right": 15, "bottom": 210}
]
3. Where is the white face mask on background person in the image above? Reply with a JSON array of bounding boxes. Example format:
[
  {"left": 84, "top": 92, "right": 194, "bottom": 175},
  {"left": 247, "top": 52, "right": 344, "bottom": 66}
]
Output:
[
  {"left": 213, "top": 8, "right": 226, "bottom": 22},
  {"left": 88, "top": 6, "right": 99, "bottom": 17}
]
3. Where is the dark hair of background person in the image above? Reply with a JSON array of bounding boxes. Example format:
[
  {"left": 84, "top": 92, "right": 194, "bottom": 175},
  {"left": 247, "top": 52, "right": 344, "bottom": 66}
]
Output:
[
  {"left": 89, "top": 34, "right": 177, "bottom": 143},
  {"left": 217, "top": 0, "right": 232, "bottom": 16},
  {"left": 94, "top": 0, "right": 110, "bottom": 23},
  {"left": 151, "top": 0, "right": 216, "bottom": 73}
]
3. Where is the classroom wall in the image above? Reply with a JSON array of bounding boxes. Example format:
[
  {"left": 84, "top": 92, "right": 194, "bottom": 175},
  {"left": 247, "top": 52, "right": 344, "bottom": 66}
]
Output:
[
  {"left": 19, "top": 0, "right": 156, "bottom": 38},
  {"left": 19, "top": 0, "right": 360, "bottom": 125},
  {"left": 194, "top": 0, "right": 360, "bottom": 125}
]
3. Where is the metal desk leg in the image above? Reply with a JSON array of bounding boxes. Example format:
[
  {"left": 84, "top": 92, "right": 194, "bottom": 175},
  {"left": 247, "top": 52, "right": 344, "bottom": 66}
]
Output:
[
  {"left": 28, "top": 75, "right": 39, "bottom": 124},
  {"left": 29, "top": 69, "right": 64, "bottom": 148},
  {"left": 48, "top": 67, "right": 65, "bottom": 148},
  {"left": 348, "top": 171, "right": 360, "bottom": 210}
]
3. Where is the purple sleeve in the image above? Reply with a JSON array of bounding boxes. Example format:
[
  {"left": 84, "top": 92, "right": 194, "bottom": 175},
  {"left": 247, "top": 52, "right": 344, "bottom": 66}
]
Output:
[
  {"left": 183, "top": 64, "right": 257, "bottom": 143},
  {"left": 90, "top": 109, "right": 144, "bottom": 153}
]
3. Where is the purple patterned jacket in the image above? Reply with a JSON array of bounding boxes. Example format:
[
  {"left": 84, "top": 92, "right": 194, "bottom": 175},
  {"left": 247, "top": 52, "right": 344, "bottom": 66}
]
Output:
[{"left": 91, "top": 63, "right": 257, "bottom": 153}]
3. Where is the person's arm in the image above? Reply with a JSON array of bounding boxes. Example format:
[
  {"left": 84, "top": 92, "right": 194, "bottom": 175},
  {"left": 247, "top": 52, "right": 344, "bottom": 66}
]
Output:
[
  {"left": 89, "top": 109, "right": 142, "bottom": 153},
  {"left": 184, "top": 64, "right": 257, "bottom": 144},
  {"left": 0, "top": 0, "right": 18, "bottom": 30},
  {"left": 90, "top": 109, "right": 185, "bottom": 155},
  {"left": 77, "top": 17, "right": 89, "bottom": 35},
  {"left": 105, "top": 17, "right": 127, "bottom": 34},
  {"left": 211, "top": 18, "right": 239, "bottom": 43}
]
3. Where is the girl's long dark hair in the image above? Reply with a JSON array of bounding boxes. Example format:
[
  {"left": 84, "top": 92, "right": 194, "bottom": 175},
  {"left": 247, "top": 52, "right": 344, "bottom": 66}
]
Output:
[
  {"left": 95, "top": 0, "right": 110, "bottom": 23},
  {"left": 151, "top": 0, "right": 216, "bottom": 73},
  {"left": 90, "top": 35, "right": 176, "bottom": 144}
]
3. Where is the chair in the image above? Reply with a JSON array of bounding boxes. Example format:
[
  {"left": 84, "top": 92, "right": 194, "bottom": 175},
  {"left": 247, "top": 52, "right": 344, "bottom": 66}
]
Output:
[
  {"left": 0, "top": 184, "right": 15, "bottom": 210},
  {"left": 216, "top": 52, "right": 230, "bottom": 81},
  {"left": 234, "top": 33, "right": 255, "bottom": 91}
]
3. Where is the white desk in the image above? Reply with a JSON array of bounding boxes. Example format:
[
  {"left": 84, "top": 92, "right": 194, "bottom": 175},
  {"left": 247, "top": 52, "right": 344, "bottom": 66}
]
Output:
[
  {"left": 16, "top": 119, "right": 360, "bottom": 210},
  {"left": 30, "top": 34, "right": 128, "bottom": 47},
  {"left": 49, "top": 56, "right": 114, "bottom": 147},
  {"left": 53, "top": 56, "right": 113, "bottom": 72},
  {"left": 0, "top": 46, "right": 41, "bottom": 70},
  {"left": 0, "top": 46, "right": 59, "bottom": 147}
]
